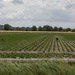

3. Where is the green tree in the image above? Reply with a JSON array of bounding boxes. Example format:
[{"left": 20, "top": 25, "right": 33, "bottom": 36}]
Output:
[
  {"left": 38, "top": 26, "right": 43, "bottom": 31},
  {"left": 43, "top": 25, "right": 53, "bottom": 31},
  {"left": 72, "top": 29, "right": 75, "bottom": 32},
  {"left": 16, "top": 27, "right": 20, "bottom": 31},
  {"left": 4, "top": 24, "right": 11, "bottom": 30},
  {"left": 20, "top": 27, "right": 26, "bottom": 31},
  {"left": 54, "top": 26, "right": 58, "bottom": 31},
  {"left": 66, "top": 28, "right": 71, "bottom": 32},
  {"left": 58, "top": 27, "right": 63, "bottom": 31},
  {"left": 31, "top": 26, "right": 37, "bottom": 31}
]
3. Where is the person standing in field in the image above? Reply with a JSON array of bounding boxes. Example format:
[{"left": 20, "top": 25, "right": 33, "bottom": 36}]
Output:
[{"left": 56, "top": 38, "right": 58, "bottom": 41}]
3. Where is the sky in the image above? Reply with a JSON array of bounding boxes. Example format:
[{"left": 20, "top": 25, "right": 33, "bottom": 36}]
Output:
[{"left": 0, "top": 0, "right": 75, "bottom": 28}]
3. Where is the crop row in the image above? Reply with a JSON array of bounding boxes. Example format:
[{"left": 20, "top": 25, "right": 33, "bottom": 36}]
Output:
[
  {"left": 0, "top": 53, "right": 75, "bottom": 58},
  {"left": 0, "top": 34, "right": 75, "bottom": 53},
  {"left": 18, "top": 35, "right": 75, "bottom": 53}
]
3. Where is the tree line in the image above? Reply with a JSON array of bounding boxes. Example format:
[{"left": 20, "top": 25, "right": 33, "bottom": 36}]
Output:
[{"left": 1, "top": 24, "right": 75, "bottom": 32}]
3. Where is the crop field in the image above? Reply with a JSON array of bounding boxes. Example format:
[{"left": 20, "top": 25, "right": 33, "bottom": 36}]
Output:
[
  {"left": 0, "top": 32, "right": 75, "bottom": 75},
  {"left": 0, "top": 32, "right": 75, "bottom": 58}
]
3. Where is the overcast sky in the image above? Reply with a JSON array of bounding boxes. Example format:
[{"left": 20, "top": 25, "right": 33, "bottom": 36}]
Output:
[{"left": 0, "top": 0, "right": 75, "bottom": 28}]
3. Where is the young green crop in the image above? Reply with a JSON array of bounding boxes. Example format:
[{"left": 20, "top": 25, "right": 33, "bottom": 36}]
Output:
[
  {"left": 0, "top": 53, "right": 75, "bottom": 58},
  {"left": 0, "top": 32, "right": 75, "bottom": 58}
]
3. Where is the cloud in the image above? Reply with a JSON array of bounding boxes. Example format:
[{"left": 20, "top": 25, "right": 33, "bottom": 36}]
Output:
[
  {"left": 2, "top": 0, "right": 13, "bottom": 2},
  {"left": 12, "top": 0, "right": 23, "bottom": 4},
  {"left": 0, "top": 0, "right": 75, "bottom": 27},
  {"left": 2, "top": 0, "right": 23, "bottom": 4},
  {"left": 65, "top": 2, "right": 75, "bottom": 9}
]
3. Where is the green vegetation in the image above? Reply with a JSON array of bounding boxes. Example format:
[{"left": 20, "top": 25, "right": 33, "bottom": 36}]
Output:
[
  {"left": 0, "top": 32, "right": 75, "bottom": 58},
  {"left": 58, "top": 33, "right": 75, "bottom": 40},
  {"left": 0, "top": 32, "right": 75, "bottom": 75},
  {"left": 0, "top": 61, "right": 75, "bottom": 75},
  {"left": 0, "top": 32, "right": 48, "bottom": 51},
  {"left": 0, "top": 32, "right": 75, "bottom": 51},
  {"left": 0, "top": 53, "right": 75, "bottom": 58},
  {"left": 2, "top": 24, "right": 75, "bottom": 32}
]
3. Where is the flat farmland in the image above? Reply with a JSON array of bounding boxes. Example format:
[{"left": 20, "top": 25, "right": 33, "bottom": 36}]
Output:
[{"left": 0, "top": 32, "right": 75, "bottom": 58}]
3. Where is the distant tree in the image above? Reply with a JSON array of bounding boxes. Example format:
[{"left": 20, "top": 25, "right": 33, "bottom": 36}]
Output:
[
  {"left": 66, "top": 28, "right": 71, "bottom": 32},
  {"left": 54, "top": 26, "right": 58, "bottom": 31},
  {"left": 49, "top": 26, "right": 53, "bottom": 31},
  {"left": 16, "top": 27, "right": 20, "bottom": 31},
  {"left": 25, "top": 27, "right": 31, "bottom": 31},
  {"left": 31, "top": 26, "right": 37, "bottom": 31},
  {"left": 72, "top": 29, "right": 75, "bottom": 32},
  {"left": 38, "top": 26, "right": 43, "bottom": 31},
  {"left": 58, "top": 27, "right": 63, "bottom": 31},
  {"left": 0, "top": 25, "right": 4, "bottom": 30},
  {"left": 43, "top": 25, "right": 53, "bottom": 31},
  {"left": 63, "top": 29, "right": 66, "bottom": 32},
  {"left": 20, "top": 27, "right": 26, "bottom": 31},
  {"left": 4, "top": 24, "right": 11, "bottom": 30}
]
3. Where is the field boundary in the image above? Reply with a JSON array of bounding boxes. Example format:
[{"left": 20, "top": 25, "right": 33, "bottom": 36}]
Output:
[
  {"left": 0, "top": 31, "right": 75, "bottom": 33},
  {"left": 0, "top": 51, "right": 75, "bottom": 54},
  {"left": 0, "top": 58, "right": 75, "bottom": 62}
]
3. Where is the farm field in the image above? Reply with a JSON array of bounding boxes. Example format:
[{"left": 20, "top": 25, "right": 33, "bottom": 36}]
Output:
[
  {"left": 0, "top": 32, "right": 75, "bottom": 75},
  {"left": 0, "top": 32, "right": 75, "bottom": 58}
]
